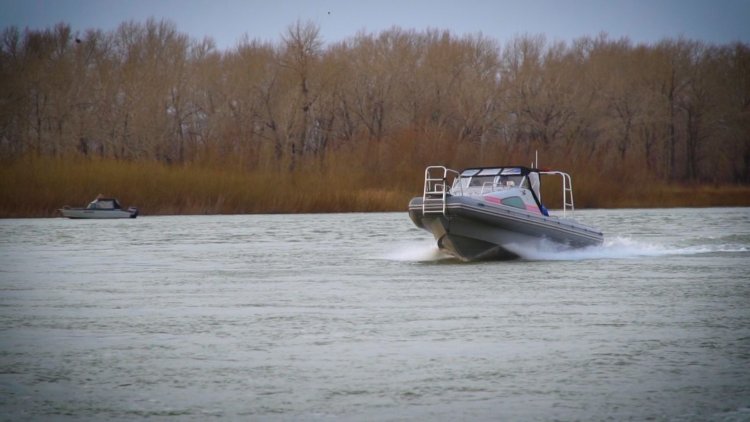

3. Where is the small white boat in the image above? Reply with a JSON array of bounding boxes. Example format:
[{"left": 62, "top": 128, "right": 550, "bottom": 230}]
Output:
[
  {"left": 59, "top": 196, "right": 139, "bottom": 219},
  {"left": 408, "top": 165, "right": 603, "bottom": 261}
]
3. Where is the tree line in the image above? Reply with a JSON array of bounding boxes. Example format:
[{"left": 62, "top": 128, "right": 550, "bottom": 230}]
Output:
[{"left": 1, "top": 19, "right": 749, "bottom": 185}]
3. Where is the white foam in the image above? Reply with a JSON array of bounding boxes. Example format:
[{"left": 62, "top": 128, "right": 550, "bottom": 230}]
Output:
[
  {"left": 381, "top": 236, "right": 748, "bottom": 263},
  {"left": 507, "top": 236, "right": 748, "bottom": 261},
  {"left": 381, "top": 240, "right": 451, "bottom": 262}
]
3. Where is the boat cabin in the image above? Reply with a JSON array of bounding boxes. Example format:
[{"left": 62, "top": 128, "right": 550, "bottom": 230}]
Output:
[
  {"left": 86, "top": 197, "right": 123, "bottom": 210},
  {"left": 449, "top": 167, "right": 547, "bottom": 215}
]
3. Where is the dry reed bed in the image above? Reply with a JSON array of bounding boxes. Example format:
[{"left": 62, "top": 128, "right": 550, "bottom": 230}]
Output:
[
  {"left": 0, "top": 156, "right": 413, "bottom": 217},
  {"left": 1, "top": 156, "right": 748, "bottom": 218}
]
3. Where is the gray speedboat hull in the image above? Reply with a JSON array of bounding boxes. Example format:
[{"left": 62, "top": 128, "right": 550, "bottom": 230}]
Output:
[
  {"left": 59, "top": 207, "right": 138, "bottom": 219},
  {"left": 408, "top": 196, "right": 603, "bottom": 261}
]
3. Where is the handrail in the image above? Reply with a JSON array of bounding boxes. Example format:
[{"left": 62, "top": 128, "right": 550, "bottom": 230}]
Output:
[
  {"left": 539, "top": 171, "right": 575, "bottom": 216},
  {"left": 422, "top": 166, "right": 459, "bottom": 215}
]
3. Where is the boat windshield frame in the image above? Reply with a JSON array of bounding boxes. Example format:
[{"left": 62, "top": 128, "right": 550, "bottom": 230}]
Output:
[{"left": 451, "top": 167, "right": 531, "bottom": 196}]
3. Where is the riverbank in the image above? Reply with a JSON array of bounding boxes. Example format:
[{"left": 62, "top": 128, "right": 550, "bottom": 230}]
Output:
[{"left": 2, "top": 157, "right": 749, "bottom": 218}]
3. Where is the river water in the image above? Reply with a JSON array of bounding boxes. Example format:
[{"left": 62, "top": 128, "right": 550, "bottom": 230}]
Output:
[{"left": 1, "top": 208, "right": 749, "bottom": 421}]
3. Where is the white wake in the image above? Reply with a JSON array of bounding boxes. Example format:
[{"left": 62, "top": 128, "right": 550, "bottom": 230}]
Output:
[
  {"left": 382, "top": 236, "right": 748, "bottom": 262},
  {"left": 506, "top": 236, "right": 748, "bottom": 261}
]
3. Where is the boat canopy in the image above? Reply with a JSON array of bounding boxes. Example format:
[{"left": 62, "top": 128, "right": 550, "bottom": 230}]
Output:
[
  {"left": 454, "top": 166, "right": 541, "bottom": 197},
  {"left": 86, "top": 198, "right": 123, "bottom": 210}
]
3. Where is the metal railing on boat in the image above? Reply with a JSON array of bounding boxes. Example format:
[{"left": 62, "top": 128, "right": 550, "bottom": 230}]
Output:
[
  {"left": 422, "top": 166, "right": 459, "bottom": 215},
  {"left": 539, "top": 171, "right": 575, "bottom": 217}
]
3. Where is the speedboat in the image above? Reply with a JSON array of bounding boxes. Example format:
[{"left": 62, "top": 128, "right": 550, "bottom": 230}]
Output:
[
  {"left": 59, "top": 196, "right": 139, "bottom": 219},
  {"left": 408, "top": 166, "right": 603, "bottom": 261}
]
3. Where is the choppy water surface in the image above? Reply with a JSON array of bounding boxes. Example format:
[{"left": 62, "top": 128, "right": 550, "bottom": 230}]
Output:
[{"left": 1, "top": 208, "right": 749, "bottom": 420}]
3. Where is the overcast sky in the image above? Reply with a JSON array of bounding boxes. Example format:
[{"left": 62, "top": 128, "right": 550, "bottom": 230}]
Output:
[{"left": 1, "top": 0, "right": 749, "bottom": 51}]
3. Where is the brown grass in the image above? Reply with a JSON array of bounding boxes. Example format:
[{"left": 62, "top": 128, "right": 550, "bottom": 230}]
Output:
[
  {"left": 0, "top": 155, "right": 413, "bottom": 217},
  {"left": 1, "top": 155, "right": 748, "bottom": 218},
  {"left": 569, "top": 175, "right": 750, "bottom": 209}
]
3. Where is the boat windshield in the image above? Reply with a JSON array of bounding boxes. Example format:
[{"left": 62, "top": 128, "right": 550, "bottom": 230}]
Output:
[{"left": 452, "top": 167, "right": 528, "bottom": 194}]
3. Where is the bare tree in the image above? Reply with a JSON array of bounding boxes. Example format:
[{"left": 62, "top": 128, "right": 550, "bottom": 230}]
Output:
[{"left": 1, "top": 19, "right": 748, "bottom": 186}]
